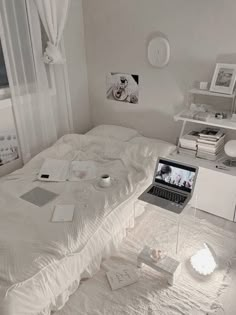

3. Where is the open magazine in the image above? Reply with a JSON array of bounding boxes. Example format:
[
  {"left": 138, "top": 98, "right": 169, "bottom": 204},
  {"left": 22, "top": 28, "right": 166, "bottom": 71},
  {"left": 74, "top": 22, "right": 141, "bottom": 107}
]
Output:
[
  {"left": 37, "top": 158, "right": 97, "bottom": 182},
  {"left": 106, "top": 266, "right": 139, "bottom": 290}
]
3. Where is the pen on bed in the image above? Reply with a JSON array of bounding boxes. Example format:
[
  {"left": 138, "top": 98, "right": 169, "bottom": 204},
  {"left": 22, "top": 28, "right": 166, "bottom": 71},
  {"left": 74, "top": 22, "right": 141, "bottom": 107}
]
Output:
[{"left": 215, "top": 165, "right": 229, "bottom": 171}]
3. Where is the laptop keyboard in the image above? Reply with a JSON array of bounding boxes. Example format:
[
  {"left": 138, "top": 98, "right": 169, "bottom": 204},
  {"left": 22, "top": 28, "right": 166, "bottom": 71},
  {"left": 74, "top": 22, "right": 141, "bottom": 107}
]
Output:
[{"left": 148, "top": 186, "right": 187, "bottom": 204}]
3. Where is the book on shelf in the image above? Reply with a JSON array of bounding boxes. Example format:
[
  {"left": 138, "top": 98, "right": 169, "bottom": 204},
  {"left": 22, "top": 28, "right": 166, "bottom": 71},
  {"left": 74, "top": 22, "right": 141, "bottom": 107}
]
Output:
[
  {"left": 179, "top": 130, "right": 200, "bottom": 150},
  {"left": 197, "top": 134, "right": 225, "bottom": 145},
  {"left": 197, "top": 137, "right": 218, "bottom": 143},
  {"left": 198, "top": 128, "right": 224, "bottom": 140},
  {"left": 197, "top": 138, "right": 225, "bottom": 150},
  {"left": 197, "top": 133, "right": 225, "bottom": 156},
  {"left": 179, "top": 147, "right": 196, "bottom": 156},
  {"left": 178, "top": 127, "right": 226, "bottom": 161},
  {"left": 196, "top": 149, "right": 223, "bottom": 161},
  {"left": 197, "top": 143, "right": 224, "bottom": 154}
]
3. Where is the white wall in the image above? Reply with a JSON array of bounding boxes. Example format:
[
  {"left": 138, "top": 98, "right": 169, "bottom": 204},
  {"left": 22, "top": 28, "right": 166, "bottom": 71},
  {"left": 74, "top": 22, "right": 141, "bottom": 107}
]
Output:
[
  {"left": 64, "top": 0, "right": 91, "bottom": 133},
  {"left": 83, "top": 0, "right": 236, "bottom": 143}
]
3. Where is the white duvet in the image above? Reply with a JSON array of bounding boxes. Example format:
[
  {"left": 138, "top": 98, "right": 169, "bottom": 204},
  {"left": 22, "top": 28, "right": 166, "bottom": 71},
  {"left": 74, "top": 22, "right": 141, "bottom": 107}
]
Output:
[{"left": 0, "top": 134, "right": 175, "bottom": 315}]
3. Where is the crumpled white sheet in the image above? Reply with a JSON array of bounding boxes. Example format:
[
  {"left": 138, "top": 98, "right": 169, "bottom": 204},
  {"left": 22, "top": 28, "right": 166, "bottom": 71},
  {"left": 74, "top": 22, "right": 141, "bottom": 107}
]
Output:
[{"left": 0, "top": 134, "right": 175, "bottom": 315}]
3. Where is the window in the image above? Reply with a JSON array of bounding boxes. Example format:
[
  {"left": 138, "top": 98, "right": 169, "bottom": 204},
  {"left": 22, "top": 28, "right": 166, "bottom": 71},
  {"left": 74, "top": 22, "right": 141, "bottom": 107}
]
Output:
[
  {"left": 40, "top": 20, "right": 48, "bottom": 52},
  {"left": 0, "top": 40, "right": 9, "bottom": 88},
  {"left": 39, "top": 21, "right": 56, "bottom": 95}
]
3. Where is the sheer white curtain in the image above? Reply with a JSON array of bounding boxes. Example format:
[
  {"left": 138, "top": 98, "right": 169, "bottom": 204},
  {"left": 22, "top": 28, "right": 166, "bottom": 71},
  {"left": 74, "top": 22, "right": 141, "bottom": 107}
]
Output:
[
  {"left": 33, "top": 0, "right": 70, "bottom": 64},
  {"left": 0, "top": 0, "right": 73, "bottom": 163}
]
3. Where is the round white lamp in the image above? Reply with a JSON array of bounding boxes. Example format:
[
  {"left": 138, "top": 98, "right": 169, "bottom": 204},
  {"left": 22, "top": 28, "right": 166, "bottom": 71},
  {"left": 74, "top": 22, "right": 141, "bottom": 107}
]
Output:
[
  {"left": 223, "top": 140, "right": 236, "bottom": 167},
  {"left": 190, "top": 243, "right": 217, "bottom": 276}
]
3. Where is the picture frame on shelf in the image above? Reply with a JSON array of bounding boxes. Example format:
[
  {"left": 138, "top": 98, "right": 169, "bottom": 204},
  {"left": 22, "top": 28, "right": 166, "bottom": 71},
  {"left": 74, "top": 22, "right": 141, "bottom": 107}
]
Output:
[{"left": 210, "top": 63, "right": 236, "bottom": 95}]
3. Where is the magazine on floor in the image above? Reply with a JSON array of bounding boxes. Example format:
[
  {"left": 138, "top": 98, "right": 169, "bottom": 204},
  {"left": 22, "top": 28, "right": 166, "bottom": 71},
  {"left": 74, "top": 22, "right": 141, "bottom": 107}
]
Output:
[{"left": 106, "top": 266, "right": 139, "bottom": 290}]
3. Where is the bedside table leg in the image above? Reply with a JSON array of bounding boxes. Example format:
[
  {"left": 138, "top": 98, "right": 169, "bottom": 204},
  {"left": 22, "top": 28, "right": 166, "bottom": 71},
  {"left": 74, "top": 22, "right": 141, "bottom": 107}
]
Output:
[
  {"left": 177, "top": 120, "right": 187, "bottom": 153},
  {"left": 167, "top": 275, "right": 174, "bottom": 286}
]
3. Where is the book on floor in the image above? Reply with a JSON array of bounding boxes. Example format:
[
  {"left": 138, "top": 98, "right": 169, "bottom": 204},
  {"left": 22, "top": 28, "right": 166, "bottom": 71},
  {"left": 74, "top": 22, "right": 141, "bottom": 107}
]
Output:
[{"left": 106, "top": 266, "right": 139, "bottom": 290}]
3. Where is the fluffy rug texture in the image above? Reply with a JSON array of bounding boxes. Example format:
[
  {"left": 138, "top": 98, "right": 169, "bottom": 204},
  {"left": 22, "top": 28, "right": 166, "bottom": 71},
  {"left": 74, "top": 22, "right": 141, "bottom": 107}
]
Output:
[{"left": 55, "top": 207, "right": 236, "bottom": 315}]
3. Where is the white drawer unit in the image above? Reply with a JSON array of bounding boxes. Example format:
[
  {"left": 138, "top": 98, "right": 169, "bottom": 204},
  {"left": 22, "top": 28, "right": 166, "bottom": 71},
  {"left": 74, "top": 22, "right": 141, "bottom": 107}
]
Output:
[
  {"left": 169, "top": 151, "right": 236, "bottom": 221},
  {"left": 192, "top": 167, "right": 236, "bottom": 221}
]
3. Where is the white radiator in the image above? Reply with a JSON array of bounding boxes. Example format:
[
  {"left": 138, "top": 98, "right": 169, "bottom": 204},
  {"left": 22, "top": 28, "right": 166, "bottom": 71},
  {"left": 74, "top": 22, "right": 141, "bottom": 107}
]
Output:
[{"left": 0, "top": 131, "right": 19, "bottom": 165}]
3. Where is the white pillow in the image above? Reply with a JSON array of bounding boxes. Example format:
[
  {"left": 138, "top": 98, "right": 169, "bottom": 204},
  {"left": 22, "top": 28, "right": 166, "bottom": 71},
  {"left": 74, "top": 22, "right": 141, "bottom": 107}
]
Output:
[
  {"left": 86, "top": 125, "right": 140, "bottom": 141},
  {"left": 129, "top": 136, "right": 176, "bottom": 159}
]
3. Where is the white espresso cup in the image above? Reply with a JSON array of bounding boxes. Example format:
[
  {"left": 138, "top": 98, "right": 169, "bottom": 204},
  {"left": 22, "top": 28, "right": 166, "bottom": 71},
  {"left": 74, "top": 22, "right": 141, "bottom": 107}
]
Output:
[{"left": 99, "top": 174, "right": 111, "bottom": 188}]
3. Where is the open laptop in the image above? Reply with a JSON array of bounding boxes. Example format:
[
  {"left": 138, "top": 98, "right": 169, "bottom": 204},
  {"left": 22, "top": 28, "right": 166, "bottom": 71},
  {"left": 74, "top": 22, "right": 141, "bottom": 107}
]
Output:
[{"left": 138, "top": 157, "right": 198, "bottom": 214}]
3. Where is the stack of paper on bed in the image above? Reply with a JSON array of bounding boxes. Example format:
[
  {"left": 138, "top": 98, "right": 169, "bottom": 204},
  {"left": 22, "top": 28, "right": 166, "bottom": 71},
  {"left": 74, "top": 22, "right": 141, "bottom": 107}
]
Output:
[{"left": 38, "top": 158, "right": 97, "bottom": 181}]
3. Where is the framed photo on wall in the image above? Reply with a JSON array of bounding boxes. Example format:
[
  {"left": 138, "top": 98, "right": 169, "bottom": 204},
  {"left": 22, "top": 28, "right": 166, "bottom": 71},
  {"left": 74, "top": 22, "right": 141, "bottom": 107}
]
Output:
[
  {"left": 106, "top": 73, "right": 139, "bottom": 104},
  {"left": 210, "top": 63, "right": 236, "bottom": 95}
]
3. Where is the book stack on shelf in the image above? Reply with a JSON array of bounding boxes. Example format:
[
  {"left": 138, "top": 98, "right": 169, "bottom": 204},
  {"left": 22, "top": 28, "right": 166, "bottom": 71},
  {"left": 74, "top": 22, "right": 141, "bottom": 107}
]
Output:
[
  {"left": 196, "top": 128, "right": 225, "bottom": 161},
  {"left": 179, "top": 128, "right": 225, "bottom": 161},
  {"left": 179, "top": 130, "right": 199, "bottom": 156}
]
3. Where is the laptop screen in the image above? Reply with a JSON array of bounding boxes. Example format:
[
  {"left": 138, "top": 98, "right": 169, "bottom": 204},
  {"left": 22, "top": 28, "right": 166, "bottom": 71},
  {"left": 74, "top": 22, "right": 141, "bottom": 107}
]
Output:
[{"left": 154, "top": 159, "right": 197, "bottom": 193}]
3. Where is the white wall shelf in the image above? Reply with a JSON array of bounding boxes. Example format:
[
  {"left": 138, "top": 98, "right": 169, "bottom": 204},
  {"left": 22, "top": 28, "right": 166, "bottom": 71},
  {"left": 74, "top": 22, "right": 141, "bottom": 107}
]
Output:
[
  {"left": 174, "top": 110, "right": 236, "bottom": 131},
  {"left": 173, "top": 86, "right": 236, "bottom": 221},
  {"left": 176, "top": 86, "right": 236, "bottom": 153},
  {"left": 189, "top": 88, "right": 236, "bottom": 99}
]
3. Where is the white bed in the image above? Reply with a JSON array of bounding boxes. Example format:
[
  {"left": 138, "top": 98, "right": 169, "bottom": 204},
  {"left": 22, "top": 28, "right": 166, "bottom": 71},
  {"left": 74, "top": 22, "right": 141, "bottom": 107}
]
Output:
[{"left": 0, "top": 125, "right": 175, "bottom": 315}]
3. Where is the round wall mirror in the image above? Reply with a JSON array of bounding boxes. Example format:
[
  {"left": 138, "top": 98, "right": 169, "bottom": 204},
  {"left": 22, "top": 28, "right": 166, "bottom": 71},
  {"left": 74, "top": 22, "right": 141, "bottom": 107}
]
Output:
[{"left": 147, "top": 36, "right": 170, "bottom": 68}]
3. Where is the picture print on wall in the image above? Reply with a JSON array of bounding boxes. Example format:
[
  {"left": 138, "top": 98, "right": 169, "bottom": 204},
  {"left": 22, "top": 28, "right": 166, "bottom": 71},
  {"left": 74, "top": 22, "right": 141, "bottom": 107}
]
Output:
[
  {"left": 106, "top": 72, "right": 139, "bottom": 104},
  {"left": 210, "top": 63, "right": 236, "bottom": 95}
]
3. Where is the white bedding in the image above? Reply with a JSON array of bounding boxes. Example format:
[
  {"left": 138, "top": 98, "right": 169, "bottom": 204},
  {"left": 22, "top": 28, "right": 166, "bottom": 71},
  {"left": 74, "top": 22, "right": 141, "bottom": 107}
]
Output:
[{"left": 0, "top": 134, "right": 175, "bottom": 315}]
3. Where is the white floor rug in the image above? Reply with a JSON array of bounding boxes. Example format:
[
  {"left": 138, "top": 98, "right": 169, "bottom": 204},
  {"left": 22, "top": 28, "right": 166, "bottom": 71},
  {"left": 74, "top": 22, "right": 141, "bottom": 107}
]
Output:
[{"left": 55, "top": 207, "right": 236, "bottom": 315}]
